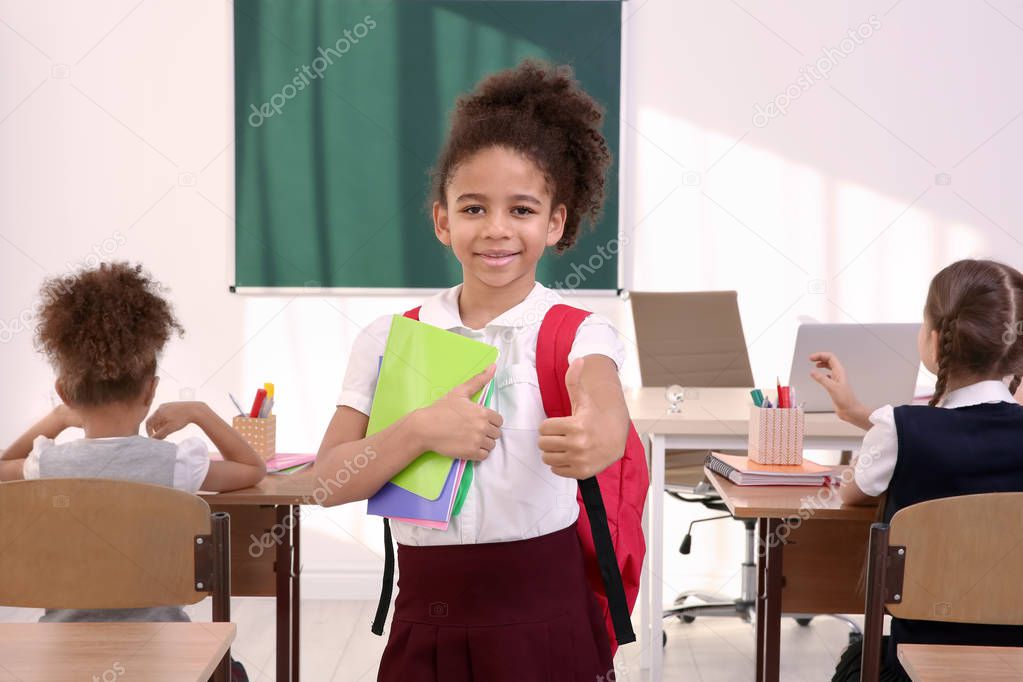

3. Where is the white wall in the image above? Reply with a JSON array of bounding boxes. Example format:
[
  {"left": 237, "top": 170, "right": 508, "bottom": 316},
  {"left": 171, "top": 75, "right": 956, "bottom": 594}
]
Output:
[{"left": 3, "top": 0, "right": 1022, "bottom": 601}]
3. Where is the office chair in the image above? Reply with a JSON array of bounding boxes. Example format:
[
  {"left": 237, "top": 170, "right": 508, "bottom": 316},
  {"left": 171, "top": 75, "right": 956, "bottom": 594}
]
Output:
[
  {"left": 629, "top": 291, "right": 762, "bottom": 624},
  {"left": 0, "top": 478, "right": 234, "bottom": 682},
  {"left": 861, "top": 492, "right": 1023, "bottom": 681}
]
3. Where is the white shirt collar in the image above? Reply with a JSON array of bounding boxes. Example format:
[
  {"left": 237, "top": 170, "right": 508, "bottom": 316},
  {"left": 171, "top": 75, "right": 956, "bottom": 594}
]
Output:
[
  {"left": 418, "top": 281, "right": 562, "bottom": 331},
  {"left": 940, "top": 380, "right": 1017, "bottom": 409}
]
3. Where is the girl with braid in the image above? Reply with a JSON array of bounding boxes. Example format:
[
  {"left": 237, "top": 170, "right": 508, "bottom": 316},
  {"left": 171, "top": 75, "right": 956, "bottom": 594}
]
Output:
[{"left": 811, "top": 258, "right": 1023, "bottom": 681}]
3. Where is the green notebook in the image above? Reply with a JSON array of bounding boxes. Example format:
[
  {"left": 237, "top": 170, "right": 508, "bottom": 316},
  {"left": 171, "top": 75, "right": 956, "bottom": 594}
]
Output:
[
  {"left": 367, "top": 314, "right": 499, "bottom": 500},
  {"left": 450, "top": 377, "right": 494, "bottom": 517}
]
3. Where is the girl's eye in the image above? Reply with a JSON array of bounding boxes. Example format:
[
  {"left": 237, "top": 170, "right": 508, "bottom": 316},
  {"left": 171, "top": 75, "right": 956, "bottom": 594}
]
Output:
[
  {"left": 512, "top": 206, "right": 536, "bottom": 216},
  {"left": 462, "top": 206, "right": 484, "bottom": 215}
]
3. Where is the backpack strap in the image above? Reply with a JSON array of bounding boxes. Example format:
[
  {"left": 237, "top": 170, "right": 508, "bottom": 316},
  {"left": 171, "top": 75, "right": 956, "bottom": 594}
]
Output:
[
  {"left": 536, "top": 304, "right": 636, "bottom": 646},
  {"left": 371, "top": 306, "right": 421, "bottom": 636}
]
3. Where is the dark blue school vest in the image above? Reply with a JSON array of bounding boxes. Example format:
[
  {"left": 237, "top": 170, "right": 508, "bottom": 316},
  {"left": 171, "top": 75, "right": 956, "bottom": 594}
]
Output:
[{"left": 884, "top": 402, "right": 1023, "bottom": 673}]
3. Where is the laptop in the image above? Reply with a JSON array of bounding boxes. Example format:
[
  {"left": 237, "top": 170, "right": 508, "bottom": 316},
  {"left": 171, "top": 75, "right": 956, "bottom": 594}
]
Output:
[{"left": 788, "top": 323, "right": 921, "bottom": 413}]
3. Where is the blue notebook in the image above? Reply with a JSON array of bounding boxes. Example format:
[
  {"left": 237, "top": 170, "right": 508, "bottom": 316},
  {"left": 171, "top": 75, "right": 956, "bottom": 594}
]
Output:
[{"left": 367, "top": 456, "right": 462, "bottom": 523}]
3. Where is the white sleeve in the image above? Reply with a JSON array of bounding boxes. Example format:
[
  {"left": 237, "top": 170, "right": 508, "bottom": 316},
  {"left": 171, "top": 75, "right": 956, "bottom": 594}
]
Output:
[
  {"left": 337, "top": 315, "right": 393, "bottom": 416},
  {"left": 172, "top": 437, "right": 211, "bottom": 494},
  {"left": 854, "top": 405, "right": 899, "bottom": 497},
  {"left": 567, "top": 313, "right": 626, "bottom": 372},
  {"left": 21, "top": 435, "right": 53, "bottom": 480}
]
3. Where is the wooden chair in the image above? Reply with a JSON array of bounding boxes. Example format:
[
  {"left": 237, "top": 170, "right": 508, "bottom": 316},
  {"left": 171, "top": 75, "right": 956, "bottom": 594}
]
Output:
[
  {"left": 0, "top": 478, "right": 233, "bottom": 682},
  {"left": 862, "top": 492, "right": 1023, "bottom": 682}
]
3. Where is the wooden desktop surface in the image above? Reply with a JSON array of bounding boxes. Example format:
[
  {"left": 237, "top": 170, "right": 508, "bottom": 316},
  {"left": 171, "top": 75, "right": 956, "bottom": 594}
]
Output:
[
  {"left": 204, "top": 467, "right": 319, "bottom": 506},
  {"left": 0, "top": 622, "right": 236, "bottom": 682},
  {"left": 705, "top": 468, "right": 878, "bottom": 521},
  {"left": 898, "top": 644, "right": 1023, "bottom": 681}
]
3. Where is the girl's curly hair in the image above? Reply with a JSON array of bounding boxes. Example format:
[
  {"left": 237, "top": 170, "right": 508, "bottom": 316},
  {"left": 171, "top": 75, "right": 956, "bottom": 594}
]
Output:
[
  {"left": 432, "top": 59, "right": 612, "bottom": 253},
  {"left": 34, "top": 262, "right": 183, "bottom": 406}
]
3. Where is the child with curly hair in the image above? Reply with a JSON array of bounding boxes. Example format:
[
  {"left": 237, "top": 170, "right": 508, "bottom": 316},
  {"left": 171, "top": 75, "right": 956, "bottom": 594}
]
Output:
[
  {"left": 0, "top": 261, "right": 266, "bottom": 623},
  {"left": 316, "top": 60, "right": 630, "bottom": 681}
]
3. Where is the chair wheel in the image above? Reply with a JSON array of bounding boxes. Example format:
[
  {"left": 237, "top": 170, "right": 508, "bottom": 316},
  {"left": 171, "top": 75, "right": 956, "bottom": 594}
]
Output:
[
  {"left": 795, "top": 617, "right": 813, "bottom": 627},
  {"left": 679, "top": 615, "right": 695, "bottom": 623}
]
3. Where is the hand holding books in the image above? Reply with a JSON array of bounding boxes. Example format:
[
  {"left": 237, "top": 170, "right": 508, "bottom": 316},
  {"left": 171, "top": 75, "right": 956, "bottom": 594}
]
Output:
[
  {"left": 411, "top": 364, "right": 503, "bottom": 461},
  {"left": 366, "top": 314, "right": 499, "bottom": 529}
]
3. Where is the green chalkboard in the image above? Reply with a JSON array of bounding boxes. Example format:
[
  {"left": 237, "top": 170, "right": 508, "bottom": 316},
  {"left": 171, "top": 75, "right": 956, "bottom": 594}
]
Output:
[{"left": 234, "top": 1, "right": 621, "bottom": 290}]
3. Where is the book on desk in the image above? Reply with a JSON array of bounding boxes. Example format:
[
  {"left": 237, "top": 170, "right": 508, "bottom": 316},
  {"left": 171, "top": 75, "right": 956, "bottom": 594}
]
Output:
[{"left": 705, "top": 452, "right": 833, "bottom": 486}]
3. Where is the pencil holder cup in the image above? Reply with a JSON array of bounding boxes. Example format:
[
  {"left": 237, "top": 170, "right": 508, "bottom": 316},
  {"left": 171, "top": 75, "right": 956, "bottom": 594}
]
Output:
[
  {"left": 233, "top": 415, "right": 276, "bottom": 461},
  {"left": 748, "top": 406, "right": 804, "bottom": 465}
]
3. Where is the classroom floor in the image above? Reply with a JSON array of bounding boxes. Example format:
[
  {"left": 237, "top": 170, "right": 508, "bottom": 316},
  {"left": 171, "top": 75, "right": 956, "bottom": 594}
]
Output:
[{"left": 0, "top": 599, "right": 861, "bottom": 681}]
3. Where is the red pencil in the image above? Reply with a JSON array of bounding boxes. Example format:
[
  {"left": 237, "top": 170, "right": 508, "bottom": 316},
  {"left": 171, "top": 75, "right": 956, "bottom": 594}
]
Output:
[
  {"left": 778, "top": 386, "right": 791, "bottom": 408},
  {"left": 249, "top": 388, "right": 267, "bottom": 418}
]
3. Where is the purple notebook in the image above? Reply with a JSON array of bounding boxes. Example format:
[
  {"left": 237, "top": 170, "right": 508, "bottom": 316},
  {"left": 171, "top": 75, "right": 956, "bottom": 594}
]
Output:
[{"left": 367, "top": 457, "right": 459, "bottom": 523}]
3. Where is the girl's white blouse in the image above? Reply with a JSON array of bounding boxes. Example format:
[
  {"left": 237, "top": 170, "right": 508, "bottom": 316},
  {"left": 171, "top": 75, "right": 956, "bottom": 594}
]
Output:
[{"left": 338, "top": 282, "right": 626, "bottom": 546}]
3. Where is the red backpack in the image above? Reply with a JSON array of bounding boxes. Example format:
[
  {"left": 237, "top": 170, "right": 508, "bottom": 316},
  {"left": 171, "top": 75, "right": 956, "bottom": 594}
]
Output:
[
  {"left": 535, "top": 303, "right": 648, "bottom": 654},
  {"left": 372, "top": 304, "right": 648, "bottom": 654}
]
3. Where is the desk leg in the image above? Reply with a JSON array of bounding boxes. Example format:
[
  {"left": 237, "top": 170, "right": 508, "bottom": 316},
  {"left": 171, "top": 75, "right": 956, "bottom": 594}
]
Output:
[
  {"left": 275, "top": 505, "right": 294, "bottom": 682},
  {"left": 650, "top": 434, "right": 664, "bottom": 682},
  {"left": 291, "top": 505, "right": 300, "bottom": 682},
  {"left": 640, "top": 434, "right": 652, "bottom": 672},
  {"left": 760, "top": 518, "right": 783, "bottom": 682},
  {"left": 755, "top": 519, "right": 767, "bottom": 682},
  {"left": 639, "top": 432, "right": 665, "bottom": 678}
]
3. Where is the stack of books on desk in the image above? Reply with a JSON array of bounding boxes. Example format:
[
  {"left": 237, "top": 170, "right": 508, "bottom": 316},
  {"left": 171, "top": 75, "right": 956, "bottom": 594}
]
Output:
[{"left": 705, "top": 452, "right": 833, "bottom": 486}]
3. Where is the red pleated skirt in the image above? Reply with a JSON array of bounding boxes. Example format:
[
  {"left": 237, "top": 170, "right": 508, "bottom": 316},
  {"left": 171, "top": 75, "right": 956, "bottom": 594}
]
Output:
[{"left": 377, "top": 523, "right": 614, "bottom": 682}]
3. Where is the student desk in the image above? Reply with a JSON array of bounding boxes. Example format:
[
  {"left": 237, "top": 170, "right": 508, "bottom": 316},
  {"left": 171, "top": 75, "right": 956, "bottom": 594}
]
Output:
[
  {"left": 624, "top": 387, "right": 868, "bottom": 682},
  {"left": 897, "top": 644, "right": 1023, "bottom": 681},
  {"left": 206, "top": 468, "right": 319, "bottom": 682},
  {"left": 0, "top": 622, "right": 235, "bottom": 681},
  {"left": 704, "top": 469, "right": 877, "bottom": 682}
]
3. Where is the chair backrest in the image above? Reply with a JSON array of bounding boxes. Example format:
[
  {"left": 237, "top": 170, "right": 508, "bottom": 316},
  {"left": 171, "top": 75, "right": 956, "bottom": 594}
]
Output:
[
  {"left": 0, "top": 478, "right": 229, "bottom": 613},
  {"left": 629, "top": 291, "right": 754, "bottom": 388},
  {"left": 861, "top": 492, "right": 1023, "bottom": 681}
]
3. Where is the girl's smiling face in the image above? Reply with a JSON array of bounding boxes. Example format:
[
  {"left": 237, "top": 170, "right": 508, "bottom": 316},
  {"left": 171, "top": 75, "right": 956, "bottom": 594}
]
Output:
[{"left": 433, "top": 146, "right": 566, "bottom": 290}]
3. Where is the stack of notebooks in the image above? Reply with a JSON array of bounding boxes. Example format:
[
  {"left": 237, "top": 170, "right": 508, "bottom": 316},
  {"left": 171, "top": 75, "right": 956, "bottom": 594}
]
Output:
[
  {"left": 265, "top": 453, "right": 316, "bottom": 474},
  {"left": 704, "top": 452, "right": 834, "bottom": 486},
  {"left": 366, "top": 315, "right": 498, "bottom": 530}
]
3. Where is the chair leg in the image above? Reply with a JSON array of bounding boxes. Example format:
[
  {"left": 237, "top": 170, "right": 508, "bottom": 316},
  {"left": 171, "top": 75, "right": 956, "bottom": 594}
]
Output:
[
  {"left": 212, "top": 651, "right": 231, "bottom": 682},
  {"left": 860, "top": 523, "right": 890, "bottom": 682},
  {"left": 208, "top": 512, "right": 233, "bottom": 682}
]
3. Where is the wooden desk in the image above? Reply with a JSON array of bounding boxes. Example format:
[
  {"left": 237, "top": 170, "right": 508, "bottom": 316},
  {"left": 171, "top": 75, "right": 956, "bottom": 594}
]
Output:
[
  {"left": 706, "top": 469, "right": 877, "bottom": 682},
  {"left": 624, "top": 386, "right": 866, "bottom": 682},
  {"left": 898, "top": 644, "right": 1023, "bottom": 681},
  {"left": 0, "top": 622, "right": 235, "bottom": 681},
  {"left": 204, "top": 468, "right": 319, "bottom": 682}
]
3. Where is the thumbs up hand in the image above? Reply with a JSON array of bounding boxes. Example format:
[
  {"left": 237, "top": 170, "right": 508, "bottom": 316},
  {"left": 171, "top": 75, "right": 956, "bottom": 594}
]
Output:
[{"left": 538, "top": 357, "right": 628, "bottom": 480}]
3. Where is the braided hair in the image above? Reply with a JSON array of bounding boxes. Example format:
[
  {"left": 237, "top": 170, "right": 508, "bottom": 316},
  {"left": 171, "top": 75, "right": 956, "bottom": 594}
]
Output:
[{"left": 924, "top": 260, "right": 1023, "bottom": 407}]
